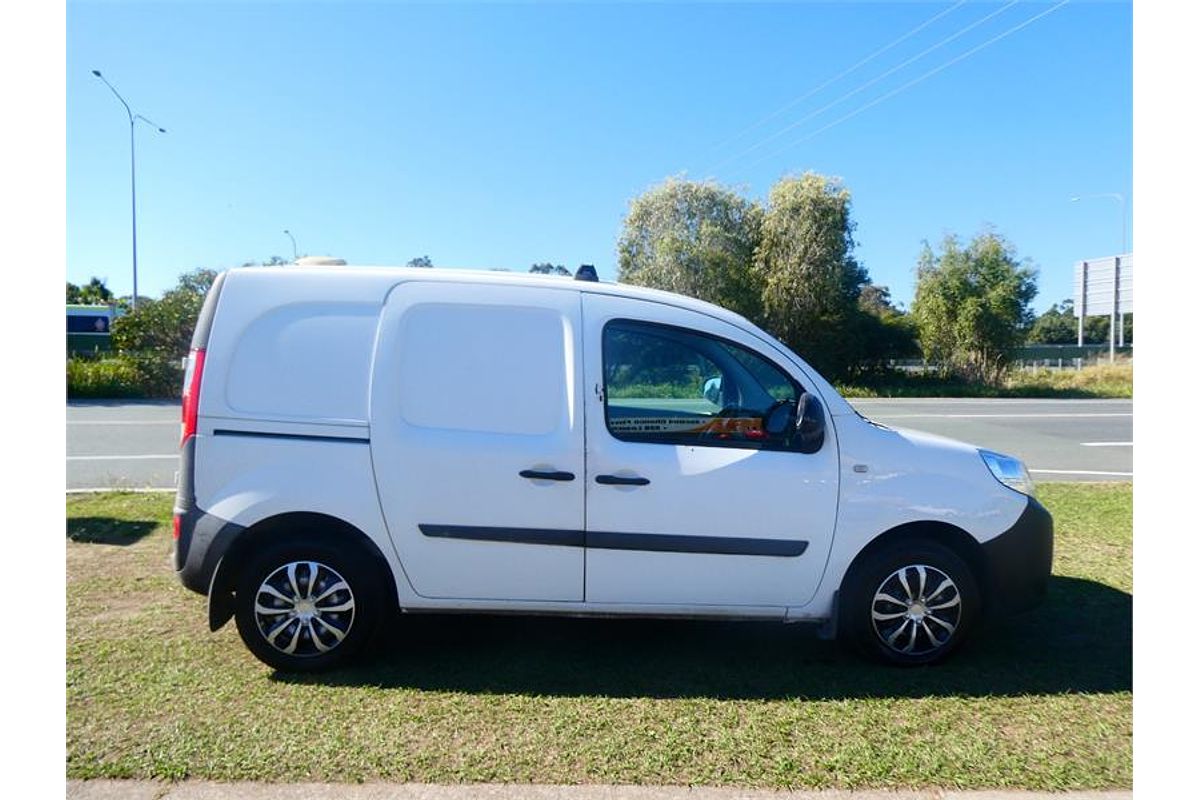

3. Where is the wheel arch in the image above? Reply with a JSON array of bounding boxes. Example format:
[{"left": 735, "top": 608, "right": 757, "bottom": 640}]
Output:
[
  {"left": 840, "top": 520, "right": 990, "bottom": 612},
  {"left": 208, "top": 511, "right": 398, "bottom": 632}
]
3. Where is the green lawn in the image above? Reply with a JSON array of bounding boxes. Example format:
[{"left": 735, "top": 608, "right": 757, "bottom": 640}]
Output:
[{"left": 66, "top": 484, "right": 1131, "bottom": 789}]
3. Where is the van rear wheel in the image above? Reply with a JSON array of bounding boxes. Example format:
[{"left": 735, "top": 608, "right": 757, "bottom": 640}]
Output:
[
  {"left": 233, "top": 538, "right": 380, "bottom": 672},
  {"left": 839, "top": 539, "right": 979, "bottom": 666}
]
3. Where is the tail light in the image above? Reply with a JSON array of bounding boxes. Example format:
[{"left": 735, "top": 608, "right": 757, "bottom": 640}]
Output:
[
  {"left": 172, "top": 515, "right": 182, "bottom": 541},
  {"left": 180, "top": 348, "right": 206, "bottom": 446}
]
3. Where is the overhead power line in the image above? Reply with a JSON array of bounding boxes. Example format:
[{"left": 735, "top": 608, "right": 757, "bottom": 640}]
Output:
[
  {"left": 739, "top": 0, "right": 1072, "bottom": 174},
  {"left": 708, "top": 0, "right": 969, "bottom": 153},
  {"left": 705, "top": 0, "right": 1020, "bottom": 176}
]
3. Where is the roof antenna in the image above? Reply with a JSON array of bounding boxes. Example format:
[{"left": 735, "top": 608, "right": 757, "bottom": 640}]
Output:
[{"left": 575, "top": 264, "right": 598, "bottom": 282}]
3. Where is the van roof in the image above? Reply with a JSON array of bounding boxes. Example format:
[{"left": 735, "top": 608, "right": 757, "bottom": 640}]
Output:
[{"left": 228, "top": 263, "right": 753, "bottom": 328}]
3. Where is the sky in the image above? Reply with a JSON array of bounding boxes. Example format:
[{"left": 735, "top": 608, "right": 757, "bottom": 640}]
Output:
[{"left": 66, "top": 0, "right": 1131, "bottom": 312}]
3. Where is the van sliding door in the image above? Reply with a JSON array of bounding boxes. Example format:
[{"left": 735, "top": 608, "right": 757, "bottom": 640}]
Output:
[{"left": 369, "top": 282, "right": 586, "bottom": 602}]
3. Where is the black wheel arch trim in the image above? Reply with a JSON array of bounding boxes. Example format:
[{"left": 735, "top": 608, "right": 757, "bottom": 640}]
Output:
[
  {"left": 839, "top": 496, "right": 1053, "bottom": 619},
  {"left": 176, "top": 508, "right": 397, "bottom": 632}
]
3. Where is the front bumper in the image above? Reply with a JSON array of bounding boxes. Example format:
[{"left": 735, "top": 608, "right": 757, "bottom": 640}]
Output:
[{"left": 981, "top": 496, "right": 1054, "bottom": 616}]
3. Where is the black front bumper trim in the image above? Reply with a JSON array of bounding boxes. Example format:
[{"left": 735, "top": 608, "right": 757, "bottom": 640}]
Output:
[{"left": 982, "top": 496, "right": 1054, "bottom": 616}]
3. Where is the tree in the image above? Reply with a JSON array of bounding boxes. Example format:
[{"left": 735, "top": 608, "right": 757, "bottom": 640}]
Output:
[
  {"left": 911, "top": 230, "right": 1038, "bottom": 384},
  {"left": 755, "top": 172, "right": 868, "bottom": 379},
  {"left": 530, "top": 263, "right": 571, "bottom": 276},
  {"left": 617, "top": 177, "right": 764, "bottom": 320},
  {"left": 67, "top": 277, "right": 114, "bottom": 305},
  {"left": 406, "top": 256, "right": 434, "bottom": 268},
  {"left": 111, "top": 268, "right": 217, "bottom": 358},
  {"left": 240, "top": 256, "right": 289, "bottom": 267},
  {"left": 857, "top": 283, "right": 897, "bottom": 317},
  {"left": 1027, "top": 299, "right": 1132, "bottom": 345},
  {"left": 1026, "top": 300, "right": 1077, "bottom": 344},
  {"left": 852, "top": 283, "right": 920, "bottom": 372}
]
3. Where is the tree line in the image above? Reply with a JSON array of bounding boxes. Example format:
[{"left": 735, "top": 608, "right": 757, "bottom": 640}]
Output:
[
  {"left": 69, "top": 174, "right": 1128, "bottom": 394},
  {"left": 615, "top": 173, "right": 1127, "bottom": 385}
]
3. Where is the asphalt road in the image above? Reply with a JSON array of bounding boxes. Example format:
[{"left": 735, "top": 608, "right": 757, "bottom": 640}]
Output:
[{"left": 66, "top": 397, "right": 1132, "bottom": 491}]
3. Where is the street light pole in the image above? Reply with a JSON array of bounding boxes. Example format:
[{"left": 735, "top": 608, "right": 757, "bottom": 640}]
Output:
[
  {"left": 1071, "top": 192, "right": 1129, "bottom": 353},
  {"left": 92, "top": 70, "right": 166, "bottom": 310},
  {"left": 283, "top": 229, "right": 299, "bottom": 262}
]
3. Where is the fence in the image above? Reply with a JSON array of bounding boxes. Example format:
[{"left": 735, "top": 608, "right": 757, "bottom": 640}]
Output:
[{"left": 891, "top": 344, "right": 1133, "bottom": 373}]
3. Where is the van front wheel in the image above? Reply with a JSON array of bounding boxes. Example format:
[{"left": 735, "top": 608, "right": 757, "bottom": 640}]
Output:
[
  {"left": 233, "top": 539, "right": 380, "bottom": 672},
  {"left": 839, "top": 540, "right": 980, "bottom": 666}
]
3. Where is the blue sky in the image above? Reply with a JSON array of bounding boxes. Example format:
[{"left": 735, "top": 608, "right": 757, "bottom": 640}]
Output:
[{"left": 66, "top": 0, "right": 1131, "bottom": 312}]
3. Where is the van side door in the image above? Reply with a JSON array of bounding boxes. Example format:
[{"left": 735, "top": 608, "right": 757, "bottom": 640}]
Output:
[
  {"left": 370, "top": 282, "right": 585, "bottom": 601},
  {"left": 581, "top": 293, "right": 839, "bottom": 610}
]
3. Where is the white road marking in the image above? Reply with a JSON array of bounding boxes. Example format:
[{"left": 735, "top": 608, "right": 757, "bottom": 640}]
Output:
[
  {"left": 67, "top": 454, "right": 177, "bottom": 461},
  {"left": 66, "top": 487, "right": 175, "bottom": 494},
  {"left": 1081, "top": 442, "right": 1133, "bottom": 447},
  {"left": 1030, "top": 469, "right": 1133, "bottom": 477},
  {"left": 66, "top": 420, "right": 177, "bottom": 425},
  {"left": 869, "top": 413, "right": 1132, "bottom": 419}
]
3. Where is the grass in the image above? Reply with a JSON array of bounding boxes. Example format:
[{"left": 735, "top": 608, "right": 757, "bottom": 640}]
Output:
[
  {"left": 839, "top": 361, "right": 1133, "bottom": 399},
  {"left": 66, "top": 484, "right": 1131, "bottom": 789}
]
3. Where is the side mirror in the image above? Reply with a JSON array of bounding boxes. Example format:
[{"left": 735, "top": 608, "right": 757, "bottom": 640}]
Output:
[
  {"left": 795, "top": 392, "right": 825, "bottom": 454},
  {"left": 763, "top": 399, "right": 797, "bottom": 438},
  {"left": 702, "top": 376, "right": 723, "bottom": 405}
]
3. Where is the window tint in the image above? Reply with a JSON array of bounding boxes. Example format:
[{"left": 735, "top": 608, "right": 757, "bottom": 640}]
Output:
[{"left": 602, "top": 320, "right": 802, "bottom": 450}]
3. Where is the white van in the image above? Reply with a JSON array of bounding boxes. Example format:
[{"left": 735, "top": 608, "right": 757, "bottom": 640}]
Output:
[{"left": 174, "top": 266, "right": 1052, "bottom": 671}]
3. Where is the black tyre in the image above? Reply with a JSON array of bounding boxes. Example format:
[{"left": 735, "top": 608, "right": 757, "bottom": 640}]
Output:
[
  {"left": 233, "top": 537, "right": 382, "bottom": 672},
  {"left": 839, "top": 539, "right": 980, "bottom": 666}
]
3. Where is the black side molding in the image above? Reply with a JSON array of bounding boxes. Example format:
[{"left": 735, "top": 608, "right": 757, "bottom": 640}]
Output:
[
  {"left": 588, "top": 530, "right": 808, "bottom": 557},
  {"left": 213, "top": 429, "right": 370, "bottom": 444},
  {"left": 419, "top": 524, "right": 584, "bottom": 548},
  {"left": 418, "top": 524, "right": 807, "bottom": 557}
]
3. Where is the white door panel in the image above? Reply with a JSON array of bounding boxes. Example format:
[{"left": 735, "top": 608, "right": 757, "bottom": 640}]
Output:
[
  {"left": 370, "top": 282, "right": 585, "bottom": 601},
  {"left": 582, "top": 293, "right": 840, "bottom": 609}
]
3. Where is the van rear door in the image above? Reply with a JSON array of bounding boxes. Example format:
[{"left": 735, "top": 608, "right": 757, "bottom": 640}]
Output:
[{"left": 369, "top": 282, "right": 585, "bottom": 601}]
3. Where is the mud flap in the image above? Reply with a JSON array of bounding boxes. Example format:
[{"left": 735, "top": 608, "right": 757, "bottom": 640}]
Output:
[{"left": 207, "top": 557, "right": 236, "bottom": 632}]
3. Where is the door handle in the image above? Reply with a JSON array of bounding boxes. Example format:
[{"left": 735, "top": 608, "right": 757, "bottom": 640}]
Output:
[
  {"left": 595, "top": 474, "right": 650, "bottom": 486},
  {"left": 519, "top": 469, "right": 576, "bottom": 482}
]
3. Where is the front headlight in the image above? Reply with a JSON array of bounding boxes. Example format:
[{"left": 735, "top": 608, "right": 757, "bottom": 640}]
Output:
[{"left": 979, "top": 449, "right": 1036, "bottom": 497}]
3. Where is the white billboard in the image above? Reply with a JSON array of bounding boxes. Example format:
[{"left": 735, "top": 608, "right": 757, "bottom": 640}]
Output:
[{"left": 1074, "top": 254, "right": 1132, "bottom": 317}]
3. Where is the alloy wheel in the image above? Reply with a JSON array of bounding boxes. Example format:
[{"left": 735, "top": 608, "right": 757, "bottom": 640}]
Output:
[
  {"left": 253, "top": 561, "right": 356, "bottom": 657},
  {"left": 870, "top": 564, "right": 962, "bottom": 656}
]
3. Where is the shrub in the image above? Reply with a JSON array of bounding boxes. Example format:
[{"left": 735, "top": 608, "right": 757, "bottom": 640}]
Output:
[
  {"left": 911, "top": 231, "right": 1038, "bottom": 385},
  {"left": 69, "top": 267, "right": 214, "bottom": 398},
  {"left": 66, "top": 353, "right": 183, "bottom": 399}
]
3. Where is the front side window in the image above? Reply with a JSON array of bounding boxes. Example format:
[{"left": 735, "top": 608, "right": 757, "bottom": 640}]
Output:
[{"left": 602, "top": 320, "right": 803, "bottom": 450}]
